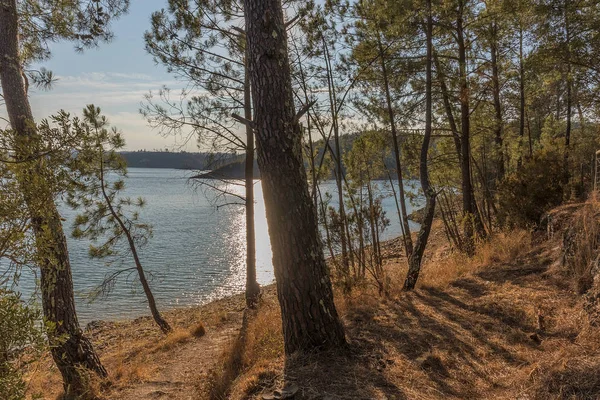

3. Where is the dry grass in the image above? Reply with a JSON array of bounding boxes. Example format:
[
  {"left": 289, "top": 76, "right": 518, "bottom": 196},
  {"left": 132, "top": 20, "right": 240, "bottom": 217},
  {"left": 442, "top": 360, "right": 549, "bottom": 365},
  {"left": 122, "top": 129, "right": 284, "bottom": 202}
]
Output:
[
  {"left": 28, "top": 206, "right": 600, "bottom": 400},
  {"left": 151, "top": 328, "right": 192, "bottom": 352},
  {"left": 25, "top": 358, "right": 63, "bottom": 399},
  {"left": 415, "top": 226, "right": 531, "bottom": 289},
  {"left": 191, "top": 321, "right": 207, "bottom": 337},
  {"left": 26, "top": 299, "right": 233, "bottom": 399},
  {"left": 554, "top": 199, "right": 600, "bottom": 294},
  {"left": 204, "top": 297, "right": 283, "bottom": 400},
  {"left": 211, "top": 215, "right": 600, "bottom": 400},
  {"left": 111, "top": 343, "right": 156, "bottom": 385}
]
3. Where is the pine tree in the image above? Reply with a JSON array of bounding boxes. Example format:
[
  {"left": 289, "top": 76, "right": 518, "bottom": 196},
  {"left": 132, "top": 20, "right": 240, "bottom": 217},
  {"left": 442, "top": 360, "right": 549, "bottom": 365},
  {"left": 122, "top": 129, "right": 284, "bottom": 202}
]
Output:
[
  {"left": 0, "top": 0, "right": 128, "bottom": 394},
  {"left": 243, "top": 0, "right": 346, "bottom": 354}
]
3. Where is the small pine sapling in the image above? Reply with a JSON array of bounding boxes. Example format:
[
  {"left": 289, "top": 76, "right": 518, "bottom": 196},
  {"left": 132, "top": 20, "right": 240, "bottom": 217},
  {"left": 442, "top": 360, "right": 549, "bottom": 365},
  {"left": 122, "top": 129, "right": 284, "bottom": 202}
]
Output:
[{"left": 67, "top": 105, "right": 172, "bottom": 334}]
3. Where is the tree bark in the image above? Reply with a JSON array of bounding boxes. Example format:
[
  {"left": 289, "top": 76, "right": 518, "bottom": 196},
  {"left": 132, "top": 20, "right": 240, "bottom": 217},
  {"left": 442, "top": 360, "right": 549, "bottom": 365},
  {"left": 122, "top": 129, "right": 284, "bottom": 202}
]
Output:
[
  {"left": 0, "top": 0, "right": 106, "bottom": 394},
  {"left": 244, "top": 49, "right": 260, "bottom": 308},
  {"left": 243, "top": 0, "right": 346, "bottom": 354},
  {"left": 456, "top": 5, "right": 484, "bottom": 254},
  {"left": 564, "top": 0, "right": 572, "bottom": 184},
  {"left": 518, "top": 25, "right": 526, "bottom": 167},
  {"left": 404, "top": 0, "right": 436, "bottom": 291},
  {"left": 377, "top": 34, "right": 413, "bottom": 257},
  {"left": 490, "top": 22, "right": 504, "bottom": 182}
]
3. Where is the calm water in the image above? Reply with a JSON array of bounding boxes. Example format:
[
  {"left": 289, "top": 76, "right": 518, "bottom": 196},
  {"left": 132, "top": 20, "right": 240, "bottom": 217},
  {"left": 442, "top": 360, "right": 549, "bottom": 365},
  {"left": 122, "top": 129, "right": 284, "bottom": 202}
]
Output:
[{"left": 14, "top": 168, "right": 420, "bottom": 323}]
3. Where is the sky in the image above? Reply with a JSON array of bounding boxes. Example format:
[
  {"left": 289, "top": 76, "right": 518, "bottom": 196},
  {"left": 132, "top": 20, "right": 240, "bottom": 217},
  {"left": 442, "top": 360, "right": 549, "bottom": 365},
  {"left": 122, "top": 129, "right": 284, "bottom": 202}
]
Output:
[{"left": 26, "top": 0, "right": 191, "bottom": 152}]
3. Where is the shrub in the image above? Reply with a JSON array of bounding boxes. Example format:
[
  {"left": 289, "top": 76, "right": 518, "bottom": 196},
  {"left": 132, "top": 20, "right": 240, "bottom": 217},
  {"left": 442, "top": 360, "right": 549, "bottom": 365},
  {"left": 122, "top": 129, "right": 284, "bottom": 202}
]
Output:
[
  {"left": 0, "top": 290, "right": 46, "bottom": 400},
  {"left": 561, "top": 201, "right": 600, "bottom": 294},
  {"left": 498, "top": 148, "right": 564, "bottom": 227}
]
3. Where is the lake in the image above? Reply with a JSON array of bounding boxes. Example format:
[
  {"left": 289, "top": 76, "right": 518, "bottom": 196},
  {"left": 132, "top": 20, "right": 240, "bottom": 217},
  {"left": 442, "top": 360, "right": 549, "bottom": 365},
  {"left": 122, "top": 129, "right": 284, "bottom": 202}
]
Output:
[{"left": 13, "top": 168, "right": 420, "bottom": 323}]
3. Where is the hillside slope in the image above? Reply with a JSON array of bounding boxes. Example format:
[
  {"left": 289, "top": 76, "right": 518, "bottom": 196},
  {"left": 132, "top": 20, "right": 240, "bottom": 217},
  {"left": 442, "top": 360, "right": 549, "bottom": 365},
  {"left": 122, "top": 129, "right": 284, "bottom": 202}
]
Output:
[{"left": 29, "top": 206, "right": 600, "bottom": 400}]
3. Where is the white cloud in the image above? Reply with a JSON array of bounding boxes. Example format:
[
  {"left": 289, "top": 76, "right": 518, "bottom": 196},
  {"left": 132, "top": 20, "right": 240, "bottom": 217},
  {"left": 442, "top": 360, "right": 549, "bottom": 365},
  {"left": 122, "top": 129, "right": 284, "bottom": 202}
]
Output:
[{"left": 1, "top": 71, "right": 199, "bottom": 151}]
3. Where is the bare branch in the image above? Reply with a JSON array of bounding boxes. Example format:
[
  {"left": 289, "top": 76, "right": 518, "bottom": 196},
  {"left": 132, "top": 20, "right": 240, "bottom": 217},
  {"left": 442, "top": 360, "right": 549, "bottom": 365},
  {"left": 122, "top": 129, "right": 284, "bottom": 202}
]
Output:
[
  {"left": 285, "top": 15, "right": 299, "bottom": 29},
  {"left": 231, "top": 113, "right": 255, "bottom": 129},
  {"left": 294, "top": 99, "right": 317, "bottom": 124}
]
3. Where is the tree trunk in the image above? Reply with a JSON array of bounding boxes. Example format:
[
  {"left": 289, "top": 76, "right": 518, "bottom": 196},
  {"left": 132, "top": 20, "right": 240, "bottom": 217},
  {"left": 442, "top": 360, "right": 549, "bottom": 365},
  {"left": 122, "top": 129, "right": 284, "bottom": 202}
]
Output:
[
  {"left": 0, "top": 0, "right": 106, "bottom": 394},
  {"left": 243, "top": 0, "right": 346, "bottom": 354},
  {"left": 564, "top": 1, "right": 572, "bottom": 184},
  {"left": 457, "top": 7, "right": 484, "bottom": 254},
  {"left": 518, "top": 25, "right": 526, "bottom": 167},
  {"left": 433, "top": 50, "right": 462, "bottom": 159},
  {"left": 404, "top": 0, "right": 436, "bottom": 291},
  {"left": 323, "top": 39, "right": 351, "bottom": 275},
  {"left": 377, "top": 34, "right": 413, "bottom": 257},
  {"left": 490, "top": 22, "right": 504, "bottom": 182},
  {"left": 98, "top": 149, "right": 171, "bottom": 334},
  {"left": 244, "top": 50, "right": 260, "bottom": 308},
  {"left": 124, "top": 229, "right": 171, "bottom": 334}
]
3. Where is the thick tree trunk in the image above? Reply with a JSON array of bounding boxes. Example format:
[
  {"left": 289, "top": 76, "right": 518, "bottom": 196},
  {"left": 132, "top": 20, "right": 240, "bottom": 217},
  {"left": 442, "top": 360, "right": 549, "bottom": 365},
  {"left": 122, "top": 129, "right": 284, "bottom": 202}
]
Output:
[
  {"left": 244, "top": 52, "right": 260, "bottom": 308},
  {"left": 377, "top": 35, "right": 413, "bottom": 257},
  {"left": 243, "top": 0, "right": 346, "bottom": 354},
  {"left": 0, "top": 0, "right": 106, "bottom": 394},
  {"left": 404, "top": 0, "right": 436, "bottom": 291}
]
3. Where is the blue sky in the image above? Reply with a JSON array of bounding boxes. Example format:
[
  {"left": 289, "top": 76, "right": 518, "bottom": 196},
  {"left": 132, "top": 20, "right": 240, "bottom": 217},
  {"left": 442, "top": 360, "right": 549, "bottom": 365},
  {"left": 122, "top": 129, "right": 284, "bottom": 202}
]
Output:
[{"left": 27, "top": 0, "right": 191, "bottom": 151}]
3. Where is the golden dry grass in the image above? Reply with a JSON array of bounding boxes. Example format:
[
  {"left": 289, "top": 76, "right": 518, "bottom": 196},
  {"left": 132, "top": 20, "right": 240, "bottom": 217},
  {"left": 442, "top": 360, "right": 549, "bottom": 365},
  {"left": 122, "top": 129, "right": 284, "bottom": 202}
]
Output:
[
  {"left": 25, "top": 301, "right": 225, "bottom": 399},
  {"left": 212, "top": 219, "right": 599, "bottom": 400},
  {"left": 554, "top": 198, "right": 600, "bottom": 294},
  {"left": 191, "top": 322, "right": 207, "bottom": 338},
  {"left": 26, "top": 207, "right": 600, "bottom": 400},
  {"left": 203, "top": 297, "right": 283, "bottom": 400},
  {"left": 152, "top": 328, "right": 192, "bottom": 352}
]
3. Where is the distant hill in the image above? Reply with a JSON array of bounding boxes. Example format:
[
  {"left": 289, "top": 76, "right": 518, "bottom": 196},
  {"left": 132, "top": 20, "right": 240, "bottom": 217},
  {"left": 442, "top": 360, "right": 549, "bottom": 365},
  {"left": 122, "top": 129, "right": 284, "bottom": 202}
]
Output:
[
  {"left": 120, "top": 151, "right": 235, "bottom": 170},
  {"left": 192, "top": 156, "right": 260, "bottom": 180}
]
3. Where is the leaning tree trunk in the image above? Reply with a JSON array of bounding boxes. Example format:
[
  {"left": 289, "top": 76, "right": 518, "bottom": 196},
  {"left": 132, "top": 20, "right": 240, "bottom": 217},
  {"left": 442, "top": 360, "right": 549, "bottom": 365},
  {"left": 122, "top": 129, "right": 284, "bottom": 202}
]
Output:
[
  {"left": 243, "top": 0, "right": 346, "bottom": 354},
  {"left": 434, "top": 50, "right": 462, "bottom": 161},
  {"left": 98, "top": 151, "right": 171, "bottom": 334},
  {"left": 0, "top": 0, "right": 106, "bottom": 394},
  {"left": 404, "top": 0, "right": 436, "bottom": 291},
  {"left": 244, "top": 49, "right": 261, "bottom": 308}
]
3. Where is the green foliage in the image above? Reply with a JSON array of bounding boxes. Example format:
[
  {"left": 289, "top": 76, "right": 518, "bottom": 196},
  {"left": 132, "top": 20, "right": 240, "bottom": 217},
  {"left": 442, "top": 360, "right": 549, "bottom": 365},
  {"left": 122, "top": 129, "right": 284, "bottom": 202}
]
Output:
[
  {"left": 498, "top": 148, "right": 565, "bottom": 227},
  {"left": 142, "top": 0, "right": 247, "bottom": 151},
  {"left": 0, "top": 161, "right": 34, "bottom": 278},
  {"left": 0, "top": 290, "right": 46, "bottom": 400},
  {"left": 322, "top": 130, "right": 392, "bottom": 291},
  {"left": 344, "top": 130, "right": 388, "bottom": 184},
  {"left": 63, "top": 106, "right": 152, "bottom": 297},
  {"left": 18, "top": 0, "right": 130, "bottom": 65},
  {"left": 2, "top": 104, "right": 151, "bottom": 297}
]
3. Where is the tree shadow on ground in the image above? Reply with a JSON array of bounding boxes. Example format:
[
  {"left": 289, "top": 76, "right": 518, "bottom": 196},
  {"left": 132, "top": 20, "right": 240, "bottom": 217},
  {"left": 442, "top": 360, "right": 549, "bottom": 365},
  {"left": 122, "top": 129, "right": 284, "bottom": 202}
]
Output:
[
  {"left": 207, "top": 308, "right": 254, "bottom": 400},
  {"left": 342, "top": 254, "right": 573, "bottom": 399},
  {"left": 282, "top": 346, "right": 408, "bottom": 400}
]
